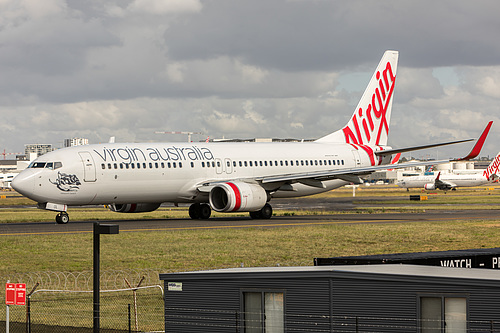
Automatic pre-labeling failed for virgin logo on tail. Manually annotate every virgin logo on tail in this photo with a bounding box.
[343,61,396,147]
[483,152,500,181]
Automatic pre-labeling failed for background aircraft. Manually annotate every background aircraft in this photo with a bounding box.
[397,152,500,191]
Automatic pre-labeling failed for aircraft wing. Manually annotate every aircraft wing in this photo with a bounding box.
[434,178,456,191]
[258,121,492,187]
[197,121,492,191]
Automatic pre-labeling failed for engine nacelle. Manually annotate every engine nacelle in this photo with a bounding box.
[424,183,436,190]
[209,181,267,212]
[107,203,161,213]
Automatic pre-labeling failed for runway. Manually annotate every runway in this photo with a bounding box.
[1,208,499,236]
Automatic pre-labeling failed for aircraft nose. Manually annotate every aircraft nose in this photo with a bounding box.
[11,171,35,198]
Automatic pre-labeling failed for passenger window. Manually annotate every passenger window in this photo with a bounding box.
[179,162,182,168]
[161,162,165,168]
[249,161,253,167]
[155,162,158,168]
[114,163,118,169]
[191,162,194,168]
[131,163,135,169]
[137,163,141,169]
[108,163,112,169]
[101,164,105,170]
[173,162,177,168]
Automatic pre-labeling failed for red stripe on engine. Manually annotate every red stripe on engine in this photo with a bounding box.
[129,204,137,213]
[226,182,241,211]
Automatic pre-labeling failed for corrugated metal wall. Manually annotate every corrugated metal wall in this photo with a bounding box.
[163,270,500,332]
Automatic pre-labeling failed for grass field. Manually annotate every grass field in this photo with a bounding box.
[1,185,499,277]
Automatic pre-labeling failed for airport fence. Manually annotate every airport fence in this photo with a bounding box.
[3,286,164,333]
[1,270,165,333]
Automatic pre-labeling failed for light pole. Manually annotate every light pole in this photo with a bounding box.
[93,222,119,333]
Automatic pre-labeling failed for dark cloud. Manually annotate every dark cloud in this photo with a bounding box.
[0,0,499,158]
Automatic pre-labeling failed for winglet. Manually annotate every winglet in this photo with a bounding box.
[454,121,493,161]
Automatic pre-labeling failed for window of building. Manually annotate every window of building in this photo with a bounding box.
[243,291,284,333]
[420,296,467,333]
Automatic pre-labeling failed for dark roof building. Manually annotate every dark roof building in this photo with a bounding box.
[160,264,500,332]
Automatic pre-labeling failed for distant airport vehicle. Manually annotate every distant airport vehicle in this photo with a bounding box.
[11,51,492,223]
[397,152,500,191]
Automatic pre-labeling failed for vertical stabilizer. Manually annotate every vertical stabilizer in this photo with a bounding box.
[316,50,399,146]
[483,152,500,181]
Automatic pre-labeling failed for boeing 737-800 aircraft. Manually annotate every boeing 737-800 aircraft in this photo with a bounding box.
[12,51,493,223]
[397,152,500,191]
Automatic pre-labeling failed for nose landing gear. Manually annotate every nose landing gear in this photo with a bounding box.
[56,212,70,224]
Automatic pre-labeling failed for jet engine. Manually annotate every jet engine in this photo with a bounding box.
[209,181,267,212]
[424,183,436,190]
[107,203,161,213]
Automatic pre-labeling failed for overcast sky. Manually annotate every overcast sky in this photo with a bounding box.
[1,0,499,159]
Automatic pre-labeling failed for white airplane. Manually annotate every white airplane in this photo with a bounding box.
[397,152,500,191]
[12,51,493,224]
[0,172,18,189]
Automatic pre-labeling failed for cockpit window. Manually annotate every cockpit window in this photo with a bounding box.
[31,162,46,168]
[29,161,62,169]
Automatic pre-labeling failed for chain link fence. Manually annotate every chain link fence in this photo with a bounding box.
[1,270,164,333]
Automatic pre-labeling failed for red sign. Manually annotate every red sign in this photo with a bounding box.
[5,283,26,305]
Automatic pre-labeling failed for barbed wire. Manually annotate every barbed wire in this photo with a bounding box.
[1,260,313,292]
[1,269,162,291]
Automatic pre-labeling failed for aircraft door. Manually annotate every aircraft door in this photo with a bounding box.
[224,158,233,174]
[215,158,223,174]
[79,152,96,182]
[351,150,361,167]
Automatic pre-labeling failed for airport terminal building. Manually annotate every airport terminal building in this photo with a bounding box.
[161,264,500,332]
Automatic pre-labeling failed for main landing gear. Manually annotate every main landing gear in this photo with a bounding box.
[189,203,212,219]
[55,211,70,224]
[188,203,273,220]
[249,203,273,219]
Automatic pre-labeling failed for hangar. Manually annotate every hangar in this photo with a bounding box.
[160,264,500,332]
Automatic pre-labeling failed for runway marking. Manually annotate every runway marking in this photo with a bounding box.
[0,218,447,236]
[2,211,497,236]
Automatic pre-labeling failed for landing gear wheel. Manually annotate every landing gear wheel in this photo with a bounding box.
[249,203,273,219]
[56,212,70,224]
[260,203,273,219]
[189,203,201,219]
[249,211,262,219]
[199,204,212,219]
[189,203,212,219]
